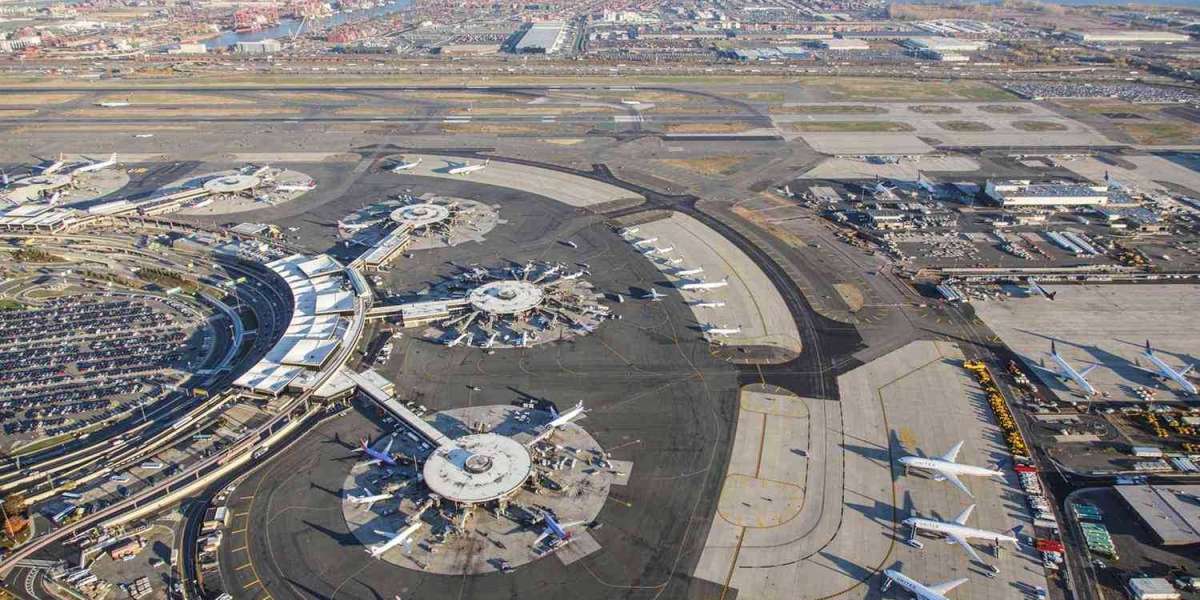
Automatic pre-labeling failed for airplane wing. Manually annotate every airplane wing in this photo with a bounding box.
[384,436,394,454]
[928,578,969,596]
[938,470,973,497]
[939,441,964,463]
[1181,364,1195,376]
[948,533,983,564]
[952,504,975,526]
[1079,365,1099,377]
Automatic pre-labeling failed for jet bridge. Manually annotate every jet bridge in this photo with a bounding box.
[345,370,451,449]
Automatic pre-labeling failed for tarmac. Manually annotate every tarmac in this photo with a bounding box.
[696,341,1048,600]
[974,283,1200,403]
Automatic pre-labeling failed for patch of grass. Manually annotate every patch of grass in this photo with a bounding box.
[659,156,751,176]
[771,104,887,114]
[1116,122,1200,145]
[937,120,994,132]
[787,121,915,133]
[0,299,24,311]
[97,92,253,105]
[662,122,758,134]
[0,93,79,106]
[979,104,1031,114]
[804,77,1016,102]
[1012,120,1069,132]
[11,248,65,263]
[910,104,960,114]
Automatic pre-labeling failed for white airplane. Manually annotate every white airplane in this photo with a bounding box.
[1,171,8,187]
[679,277,729,292]
[902,504,1021,563]
[898,442,1002,498]
[1025,278,1056,301]
[95,101,129,107]
[1140,340,1197,395]
[702,324,741,337]
[546,401,586,430]
[447,159,489,175]
[72,153,117,175]
[665,257,684,265]
[347,488,393,510]
[619,227,639,237]
[134,133,154,138]
[641,288,665,301]
[674,267,704,277]
[693,301,725,309]
[275,181,316,192]
[632,237,657,247]
[483,332,498,348]
[38,153,66,175]
[447,332,470,347]
[390,157,422,172]
[882,569,968,600]
[1032,341,1098,397]
[561,240,578,249]
[367,521,423,559]
[652,246,674,255]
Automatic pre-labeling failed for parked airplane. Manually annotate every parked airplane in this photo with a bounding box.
[447,159,489,175]
[1140,340,1197,395]
[275,181,317,192]
[898,441,1002,497]
[1,171,8,187]
[358,436,397,467]
[390,157,422,172]
[367,521,423,559]
[674,267,704,277]
[546,401,586,430]
[641,288,665,302]
[447,332,470,347]
[347,488,393,510]
[72,153,117,175]
[619,227,639,237]
[902,504,1021,562]
[679,277,729,292]
[882,569,968,600]
[693,301,726,309]
[534,513,587,548]
[702,324,742,337]
[1032,341,1098,396]
[1025,278,1056,301]
[632,237,657,247]
[38,154,66,175]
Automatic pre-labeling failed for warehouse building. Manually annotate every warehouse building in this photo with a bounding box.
[902,36,987,53]
[235,39,282,54]
[814,38,870,50]
[1114,484,1200,546]
[984,180,1109,207]
[514,21,567,54]
[1068,30,1190,44]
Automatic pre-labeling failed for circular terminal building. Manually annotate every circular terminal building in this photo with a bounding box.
[423,433,533,505]
[390,203,452,231]
[467,280,545,316]
[202,174,261,195]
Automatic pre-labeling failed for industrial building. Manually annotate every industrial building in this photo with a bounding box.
[984,180,1109,207]
[902,36,987,53]
[1068,30,1191,44]
[235,39,282,54]
[1114,484,1200,546]
[814,38,870,50]
[1127,578,1182,600]
[513,21,567,54]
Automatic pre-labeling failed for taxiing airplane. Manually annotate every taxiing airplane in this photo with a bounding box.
[447,159,489,175]
[1140,340,1197,395]
[693,301,725,309]
[702,324,741,337]
[390,157,422,172]
[72,153,117,175]
[898,441,1002,498]
[1025,278,1056,301]
[1032,341,1098,397]
[674,267,704,277]
[641,288,665,302]
[358,436,397,467]
[275,181,317,192]
[347,487,393,510]
[367,521,423,559]
[679,277,729,292]
[882,569,968,600]
[902,504,1021,563]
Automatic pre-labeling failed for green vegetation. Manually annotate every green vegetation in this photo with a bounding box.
[910,104,960,114]
[11,248,65,263]
[937,120,994,132]
[787,121,915,133]
[806,77,1016,102]
[138,267,199,294]
[0,299,24,311]
[1012,120,1069,132]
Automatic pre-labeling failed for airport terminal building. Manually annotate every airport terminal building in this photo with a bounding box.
[985,180,1110,207]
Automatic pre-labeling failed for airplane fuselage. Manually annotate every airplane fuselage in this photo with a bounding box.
[898,456,1001,478]
[884,570,960,600]
[1145,351,1198,395]
[902,517,1017,546]
[1050,353,1098,396]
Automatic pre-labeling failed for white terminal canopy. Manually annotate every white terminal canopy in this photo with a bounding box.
[422,433,533,504]
[390,203,452,229]
[203,174,261,194]
[468,280,545,315]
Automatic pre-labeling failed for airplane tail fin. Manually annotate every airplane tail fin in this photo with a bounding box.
[1010,524,1024,537]
[953,504,975,526]
[1146,339,1153,354]
[1051,341,1058,356]
[1046,291,1057,301]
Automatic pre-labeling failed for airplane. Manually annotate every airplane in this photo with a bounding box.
[898,441,1003,498]
[72,153,117,175]
[447,332,470,347]
[1032,341,1098,397]
[882,569,968,600]
[37,153,66,175]
[674,267,704,277]
[641,288,665,302]
[693,301,725,309]
[1,171,8,187]
[133,133,154,138]
[483,332,499,348]
[561,240,578,249]
[367,521,423,559]
[632,237,657,247]
[533,512,588,548]
[390,157,422,172]
[1140,340,1197,395]
[545,401,586,430]
[1025,278,1056,301]
[47,190,63,205]
[653,246,674,254]
[447,159,489,175]
[619,227,639,237]
[679,277,729,292]
[275,181,317,192]
[347,488,393,510]
[902,504,1021,562]
[665,257,684,265]
[702,324,741,337]
[358,436,397,467]
[95,101,130,107]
